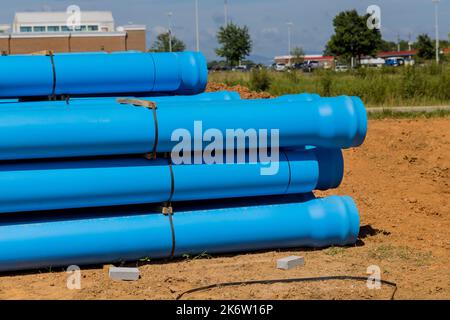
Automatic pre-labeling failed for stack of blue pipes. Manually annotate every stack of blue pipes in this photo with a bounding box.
[0,51,367,272]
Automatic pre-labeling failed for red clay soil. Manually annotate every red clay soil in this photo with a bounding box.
[206,82,273,99]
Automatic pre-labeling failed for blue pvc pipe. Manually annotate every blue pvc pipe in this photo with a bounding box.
[0,96,366,160]
[0,195,360,272]
[276,93,321,102]
[0,99,19,104]
[0,55,53,98]
[68,91,241,104]
[0,51,207,98]
[0,91,240,108]
[0,148,342,213]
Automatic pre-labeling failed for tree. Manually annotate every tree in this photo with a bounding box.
[415,34,434,60]
[324,10,382,64]
[290,47,305,64]
[380,39,412,52]
[216,22,252,66]
[379,40,397,52]
[150,32,186,52]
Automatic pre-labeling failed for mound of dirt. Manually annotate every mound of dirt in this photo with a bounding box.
[206,82,273,99]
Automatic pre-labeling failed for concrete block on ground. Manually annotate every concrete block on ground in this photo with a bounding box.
[109,266,140,281]
[277,256,305,270]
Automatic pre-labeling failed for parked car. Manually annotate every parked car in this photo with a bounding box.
[303,60,320,73]
[232,65,248,72]
[385,57,405,67]
[335,64,349,72]
[292,62,305,70]
[274,63,287,72]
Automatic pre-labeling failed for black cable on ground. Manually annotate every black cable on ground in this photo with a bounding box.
[175,275,397,300]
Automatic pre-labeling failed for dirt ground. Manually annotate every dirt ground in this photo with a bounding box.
[206,82,273,99]
[0,117,449,300]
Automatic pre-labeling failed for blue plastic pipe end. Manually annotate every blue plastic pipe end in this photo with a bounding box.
[314,148,344,190]
[177,52,208,95]
[339,196,361,244]
[349,96,368,147]
[309,196,360,246]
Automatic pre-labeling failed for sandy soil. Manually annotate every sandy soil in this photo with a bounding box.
[0,117,449,300]
[206,82,273,99]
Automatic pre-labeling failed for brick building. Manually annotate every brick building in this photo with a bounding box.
[0,11,146,54]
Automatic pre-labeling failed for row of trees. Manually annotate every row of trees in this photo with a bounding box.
[324,10,448,62]
[149,22,252,66]
[149,9,448,65]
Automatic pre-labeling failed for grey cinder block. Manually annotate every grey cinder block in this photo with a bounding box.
[109,266,140,281]
[277,256,305,270]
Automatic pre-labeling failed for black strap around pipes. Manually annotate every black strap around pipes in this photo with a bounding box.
[166,157,176,258]
[49,52,57,99]
[116,98,159,160]
[149,106,159,159]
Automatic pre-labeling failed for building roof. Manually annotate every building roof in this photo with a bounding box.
[378,50,417,58]
[14,11,114,24]
[117,25,147,31]
[0,31,126,39]
[274,55,334,62]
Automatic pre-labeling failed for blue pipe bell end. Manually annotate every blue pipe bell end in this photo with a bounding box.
[314,148,344,190]
[350,96,368,148]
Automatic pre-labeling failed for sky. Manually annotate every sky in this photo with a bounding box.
[0,0,449,62]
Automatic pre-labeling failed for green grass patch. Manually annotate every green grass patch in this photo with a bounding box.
[324,246,347,256]
[182,251,213,261]
[208,64,450,108]
[368,245,433,266]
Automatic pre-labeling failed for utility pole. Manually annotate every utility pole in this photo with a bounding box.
[397,33,401,52]
[408,33,412,51]
[432,0,440,63]
[195,0,200,51]
[167,12,173,52]
[224,0,229,26]
[287,22,293,64]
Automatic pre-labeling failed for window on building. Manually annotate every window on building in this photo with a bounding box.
[20,26,32,32]
[61,26,71,32]
[33,26,46,32]
[47,26,60,32]
[74,25,88,32]
[88,25,99,31]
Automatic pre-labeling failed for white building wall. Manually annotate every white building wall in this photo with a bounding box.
[12,12,115,33]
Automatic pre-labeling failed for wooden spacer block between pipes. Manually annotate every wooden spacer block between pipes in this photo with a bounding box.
[277,256,305,270]
[29,50,54,56]
[116,98,156,109]
[109,266,140,281]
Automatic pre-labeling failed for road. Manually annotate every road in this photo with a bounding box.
[366,106,450,113]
